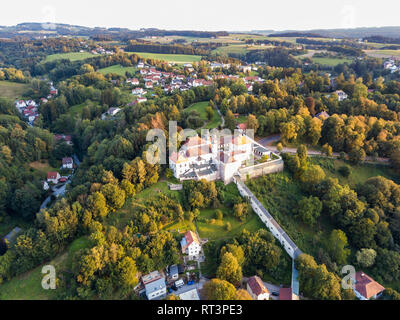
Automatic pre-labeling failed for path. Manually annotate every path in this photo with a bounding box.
[215,105,225,127]
[257,136,391,165]
[234,177,301,296]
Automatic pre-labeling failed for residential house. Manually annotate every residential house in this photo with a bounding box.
[142,271,167,300]
[247,276,269,300]
[127,78,139,85]
[315,111,330,119]
[237,123,247,134]
[353,272,385,300]
[132,88,146,96]
[334,90,348,101]
[62,157,74,169]
[47,172,61,184]
[180,231,202,259]
[145,81,153,89]
[137,97,148,103]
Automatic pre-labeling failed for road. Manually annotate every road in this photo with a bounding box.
[257,135,391,165]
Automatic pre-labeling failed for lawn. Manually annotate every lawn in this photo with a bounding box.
[185,101,222,129]
[97,64,137,76]
[29,160,60,177]
[128,52,202,64]
[311,57,353,66]
[0,236,92,300]
[365,49,400,58]
[310,157,399,188]
[67,103,86,116]
[44,52,96,63]
[0,80,29,99]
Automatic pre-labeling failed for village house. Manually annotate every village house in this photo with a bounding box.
[142,271,167,300]
[62,157,74,169]
[353,271,385,300]
[132,88,146,96]
[180,231,202,260]
[126,78,139,85]
[47,172,61,184]
[137,97,148,103]
[247,276,270,300]
[179,289,200,300]
[334,90,348,101]
[55,134,73,146]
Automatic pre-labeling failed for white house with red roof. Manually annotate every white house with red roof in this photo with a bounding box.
[247,276,269,300]
[353,272,385,300]
[180,231,202,259]
[47,172,61,184]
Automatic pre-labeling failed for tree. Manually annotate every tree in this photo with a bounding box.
[215,210,223,220]
[100,184,126,212]
[356,248,377,268]
[246,114,259,133]
[117,257,138,288]
[322,143,333,157]
[202,278,237,300]
[205,106,214,121]
[225,110,236,131]
[233,202,248,222]
[277,143,283,153]
[87,192,108,219]
[338,165,351,177]
[348,148,366,165]
[216,252,242,287]
[220,244,245,266]
[236,289,253,300]
[297,196,322,226]
[327,229,350,265]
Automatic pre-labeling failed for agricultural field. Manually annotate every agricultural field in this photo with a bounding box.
[185,101,222,129]
[365,49,400,59]
[310,56,353,66]
[0,237,92,300]
[97,64,137,76]
[44,52,96,63]
[0,80,29,99]
[128,52,202,64]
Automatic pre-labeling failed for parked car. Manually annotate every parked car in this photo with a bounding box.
[271,292,280,297]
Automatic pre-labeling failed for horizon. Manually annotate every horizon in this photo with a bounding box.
[1,0,400,32]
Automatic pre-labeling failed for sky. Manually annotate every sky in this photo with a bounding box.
[1,0,400,31]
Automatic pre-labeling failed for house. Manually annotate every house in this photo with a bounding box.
[180,231,202,259]
[239,65,252,73]
[127,78,139,85]
[168,265,179,280]
[247,276,269,300]
[62,157,74,169]
[353,272,385,300]
[335,90,348,101]
[142,271,167,300]
[280,288,299,300]
[132,88,146,96]
[47,172,61,184]
[55,134,73,146]
[137,97,147,104]
[145,81,153,89]
[108,107,121,117]
[315,111,330,119]
[179,289,200,300]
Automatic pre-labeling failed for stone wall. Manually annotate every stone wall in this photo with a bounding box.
[238,159,284,181]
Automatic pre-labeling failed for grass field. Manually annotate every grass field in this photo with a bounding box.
[185,101,222,129]
[44,52,96,63]
[0,80,29,99]
[0,237,91,300]
[29,160,60,177]
[97,64,137,76]
[365,49,400,59]
[128,52,202,64]
[311,57,353,66]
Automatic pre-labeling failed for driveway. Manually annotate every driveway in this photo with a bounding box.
[263,281,281,300]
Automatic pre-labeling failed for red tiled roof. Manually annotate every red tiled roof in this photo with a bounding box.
[280,288,293,300]
[183,231,200,248]
[47,172,59,180]
[355,272,385,299]
[248,276,269,296]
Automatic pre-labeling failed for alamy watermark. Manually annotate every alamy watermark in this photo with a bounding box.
[41,265,56,290]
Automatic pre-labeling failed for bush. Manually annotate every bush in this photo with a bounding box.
[338,165,351,177]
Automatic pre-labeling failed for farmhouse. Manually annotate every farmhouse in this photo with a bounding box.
[334,90,348,101]
[353,272,385,300]
[180,231,202,260]
[247,276,269,300]
[126,78,139,85]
